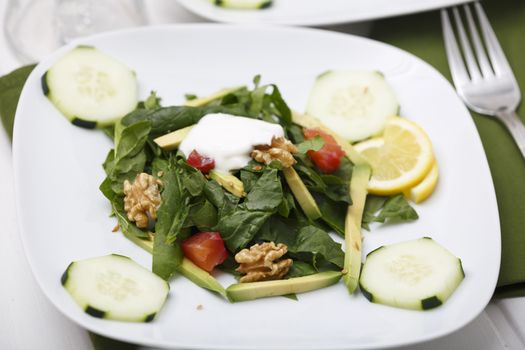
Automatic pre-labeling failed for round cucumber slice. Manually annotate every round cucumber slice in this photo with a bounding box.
[306,70,399,142]
[62,254,169,322]
[43,46,138,128]
[359,237,464,310]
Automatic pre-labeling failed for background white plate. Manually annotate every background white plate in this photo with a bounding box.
[176,0,472,26]
[13,24,499,349]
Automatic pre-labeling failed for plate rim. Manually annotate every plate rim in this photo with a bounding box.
[12,23,501,350]
[176,0,474,26]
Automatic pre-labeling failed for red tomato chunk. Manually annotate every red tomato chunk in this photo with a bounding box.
[187,150,215,174]
[303,128,345,173]
[182,232,228,272]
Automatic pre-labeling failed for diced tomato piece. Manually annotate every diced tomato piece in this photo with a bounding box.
[304,128,345,173]
[182,232,228,272]
[187,150,215,174]
[304,128,338,145]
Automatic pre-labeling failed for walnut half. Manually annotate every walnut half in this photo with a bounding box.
[123,173,162,228]
[235,242,293,283]
[251,136,297,168]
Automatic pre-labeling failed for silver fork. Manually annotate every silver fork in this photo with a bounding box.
[441,2,524,157]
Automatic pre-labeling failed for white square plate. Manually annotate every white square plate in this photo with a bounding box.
[13,24,500,349]
[177,0,472,26]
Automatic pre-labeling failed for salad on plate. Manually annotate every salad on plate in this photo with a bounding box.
[43,46,464,323]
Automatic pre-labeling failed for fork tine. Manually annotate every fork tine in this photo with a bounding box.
[452,7,482,81]
[441,9,470,86]
[474,2,513,76]
[463,4,494,78]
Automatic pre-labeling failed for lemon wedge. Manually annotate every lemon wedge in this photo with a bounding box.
[404,161,439,203]
[354,117,434,195]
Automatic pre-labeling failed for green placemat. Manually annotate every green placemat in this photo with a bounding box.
[2,2,523,348]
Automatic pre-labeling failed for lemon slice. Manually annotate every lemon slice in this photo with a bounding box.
[404,161,439,203]
[354,117,434,195]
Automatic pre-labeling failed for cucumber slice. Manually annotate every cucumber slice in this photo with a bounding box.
[62,254,169,322]
[43,46,138,128]
[306,70,399,142]
[359,237,464,310]
[213,0,272,10]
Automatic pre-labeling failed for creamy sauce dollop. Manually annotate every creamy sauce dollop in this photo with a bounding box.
[179,113,284,173]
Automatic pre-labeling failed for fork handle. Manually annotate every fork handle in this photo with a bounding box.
[497,111,525,159]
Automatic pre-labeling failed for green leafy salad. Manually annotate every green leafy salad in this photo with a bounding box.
[100,77,418,278]
[46,47,464,323]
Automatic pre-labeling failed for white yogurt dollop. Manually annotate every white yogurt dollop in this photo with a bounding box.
[179,113,284,173]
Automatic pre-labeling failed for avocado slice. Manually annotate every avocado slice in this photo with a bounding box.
[209,170,246,197]
[185,86,245,107]
[226,271,342,302]
[343,164,371,294]
[283,167,321,220]
[177,258,227,297]
[154,125,193,151]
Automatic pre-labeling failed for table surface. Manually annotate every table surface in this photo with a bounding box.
[2,1,525,349]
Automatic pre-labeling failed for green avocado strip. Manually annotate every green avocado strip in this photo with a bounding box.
[283,167,322,220]
[226,271,342,302]
[343,164,371,294]
[177,258,227,297]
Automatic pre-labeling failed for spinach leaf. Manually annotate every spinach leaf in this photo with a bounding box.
[249,84,267,117]
[204,180,239,217]
[156,167,191,244]
[314,194,346,236]
[291,225,344,269]
[101,120,151,197]
[144,91,162,110]
[277,191,295,218]
[295,136,324,154]
[152,227,189,281]
[121,105,247,138]
[178,161,207,196]
[187,199,218,231]
[216,210,272,252]
[373,195,419,223]
[244,169,283,211]
[295,156,352,204]
[269,84,291,126]
[151,157,169,176]
[257,217,344,269]
[152,164,194,280]
[286,124,305,144]
[240,169,260,193]
[257,216,297,247]
[283,294,299,301]
[362,194,419,229]
[286,261,317,278]
[362,196,387,230]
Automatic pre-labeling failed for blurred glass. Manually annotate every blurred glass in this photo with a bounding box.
[4,0,147,63]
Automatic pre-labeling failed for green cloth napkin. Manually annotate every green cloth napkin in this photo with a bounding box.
[1,2,524,348]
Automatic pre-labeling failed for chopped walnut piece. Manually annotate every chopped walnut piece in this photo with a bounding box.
[235,242,293,283]
[251,136,298,168]
[123,173,162,228]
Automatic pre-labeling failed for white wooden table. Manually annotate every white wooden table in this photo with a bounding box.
[1,1,525,349]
